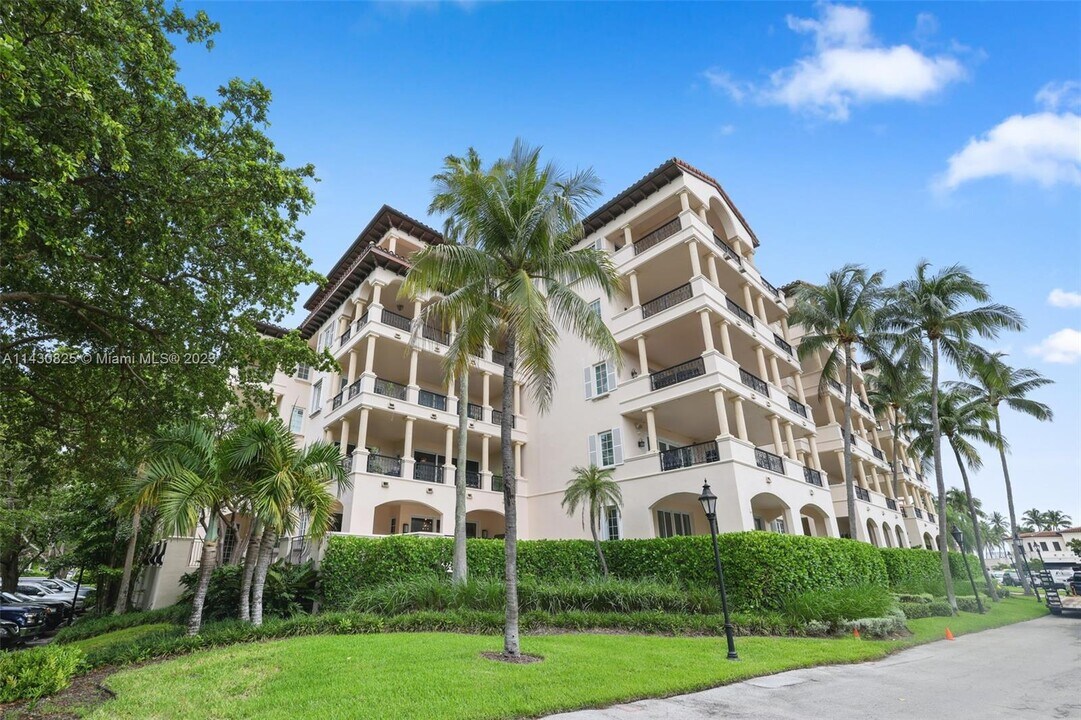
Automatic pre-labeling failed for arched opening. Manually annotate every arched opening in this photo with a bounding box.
[649,493,709,537]
[465,510,505,540]
[935,534,943,550]
[373,501,444,536]
[923,532,934,550]
[798,503,832,537]
[882,522,894,547]
[750,492,792,534]
[895,525,906,549]
[866,519,880,547]
[706,197,739,246]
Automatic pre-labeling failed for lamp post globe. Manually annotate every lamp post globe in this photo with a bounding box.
[699,481,738,661]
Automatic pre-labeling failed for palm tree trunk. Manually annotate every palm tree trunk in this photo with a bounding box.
[113,506,141,615]
[250,526,276,627]
[591,508,609,577]
[187,511,220,636]
[930,337,958,610]
[501,330,520,658]
[949,440,998,601]
[994,408,1031,594]
[890,409,901,500]
[238,518,263,621]
[452,371,469,584]
[842,348,858,540]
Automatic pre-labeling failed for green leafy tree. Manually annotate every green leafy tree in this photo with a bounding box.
[883,262,1023,610]
[1068,538,1081,559]
[790,265,886,539]
[561,466,623,577]
[402,141,620,658]
[963,352,1052,594]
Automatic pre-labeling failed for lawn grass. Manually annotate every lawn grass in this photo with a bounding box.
[83,597,1048,720]
[66,623,179,655]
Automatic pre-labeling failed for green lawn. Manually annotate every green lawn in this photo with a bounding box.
[66,623,178,655]
[83,597,1047,720]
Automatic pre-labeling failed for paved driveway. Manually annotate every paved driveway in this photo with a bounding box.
[546,615,1081,720]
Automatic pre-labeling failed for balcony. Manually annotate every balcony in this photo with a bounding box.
[491,350,506,365]
[467,403,483,421]
[641,283,693,319]
[650,357,706,391]
[885,497,898,511]
[491,409,517,428]
[754,448,785,474]
[339,326,352,347]
[855,486,871,502]
[419,389,448,412]
[347,379,362,400]
[788,396,808,418]
[773,333,793,357]
[633,217,682,256]
[871,446,885,461]
[725,297,754,325]
[466,470,481,489]
[659,440,719,471]
[858,398,871,413]
[381,310,412,332]
[331,391,344,411]
[374,377,408,401]
[804,467,823,486]
[827,377,843,393]
[422,323,449,345]
[712,233,742,266]
[413,463,445,484]
[761,277,780,299]
[367,454,402,477]
[914,507,924,519]
[739,367,769,396]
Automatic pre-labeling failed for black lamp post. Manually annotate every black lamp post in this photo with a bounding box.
[951,526,984,613]
[699,481,738,660]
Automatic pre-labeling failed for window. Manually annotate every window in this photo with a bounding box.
[770,519,787,534]
[593,237,606,252]
[584,361,616,399]
[1040,542,1049,551]
[296,364,310,380]
[318,327,334,352]
[311,380,323,412]
[588,428,623,468]
[1053,541,1062,551]
[603,505,621,540]
[289,407,305,433]
[657,510,693,538]
[588,299,601,318]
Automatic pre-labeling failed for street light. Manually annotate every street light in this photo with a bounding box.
[1014,532,1041,602]
[699,481,738,660]
[950,525,984,613]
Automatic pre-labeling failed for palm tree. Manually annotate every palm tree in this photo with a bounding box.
[562,465,622,577]
[865,354,927,500]
[403,141,620,657]
[883,262,1023,610]
[964,352,1052,595]
[131,421,237,635]
[1022,508,1045,532]
[1042,510,1072,530]
[988,511,1010,557]
[225,419,350,625]
[790,265,886,540]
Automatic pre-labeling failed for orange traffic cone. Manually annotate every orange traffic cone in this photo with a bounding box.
[853,627,861,639]
[945,627,955,641]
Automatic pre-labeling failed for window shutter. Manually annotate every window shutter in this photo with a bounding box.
[611,427,623,465]
[594,237,604,252]
[588,434,598,467]
[583,366,594,399]
[606,362,617,393]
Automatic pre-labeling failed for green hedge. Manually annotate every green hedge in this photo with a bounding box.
[0,646,84,703]
[321,533,890,612]
[879,547,984,593]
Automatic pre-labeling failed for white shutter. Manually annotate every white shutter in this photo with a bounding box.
[611,427,623,465]
[583,366,594,399]
[588,434,598,467]
[606,362,617,393]
[594,237,604,252]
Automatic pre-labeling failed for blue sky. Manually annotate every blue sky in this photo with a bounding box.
[175,1,1080,525]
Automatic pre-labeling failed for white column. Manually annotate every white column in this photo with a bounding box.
[768,355,783,388]
[444,426,455,473]
[628,271,641,307]
[756,294,768,323]
[687,239,702,278]
[644,408,658,453]
[741,282,754,315]
[755,345,769,380]
[635,335,649,374]
[770,415,785,457]
[712,389,730,437]
[706,254,719,286]
[482,372,491,412]
[403,417,415,461]
[808,435,822,471]
[795,373,808,404]
[481,435,490,474]
[783,421,798,462]
[780,316,792,343]
[340,419,351,453]
[718,320,733,359]
[699,310,714,353]
[364,335,377,375]
[514,442,523,478]
[732,396,748,441]
[679,189,690,212]
[371,282,383,307]
[346,351,358,386]
[514,383,521,415]
[622,225,633,247]
[825,396,837,424]
[408,349,419,387]
[356,407,370,452]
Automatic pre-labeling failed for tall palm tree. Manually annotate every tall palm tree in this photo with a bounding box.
[883,261,1023,610]
[562,465,622,577]
[403,141,620,658]
[988,511,1010,557]
[790,265,886,540]
[964,352,1052,595]
[1042,510,1072,530]
[225,419,350,625]
[865,354,927,500]
[131,421,237,635]
[1022,508,1045,532]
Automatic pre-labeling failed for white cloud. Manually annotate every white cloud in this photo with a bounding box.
[1036,80,1081,111]
[936,110,1081,190]
[1027,328,1081,364]
[1049,289,1081,308]
[703,4,966,121]
[718,124,736,136]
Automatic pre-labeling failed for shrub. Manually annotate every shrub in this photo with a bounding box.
[782,585,893,627]
[926,600,954,617]
[0,646,85,703]
[955,596,982,613]
[899,602,933,619]
[179,560,318,621]
[845,614,907,639]
[880,547,982,594]
[892,593,933,604]
[54,605,187,644]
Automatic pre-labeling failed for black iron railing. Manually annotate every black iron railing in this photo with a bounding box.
[886,497,898,511]
[348,379,362,399]
[641,283,693,318]
[374,377,408,400]
[367,454,401,477]
[331,391,344,410]
[855,486,870,502]
[804,467,823,486]
[381,310,412,332]
[355,310,369,331]
[788,397,808,418]
[914,507,924,519]
[466,471,480,489]
[740,367,769,396]
[491,409,517,428]
[871,446,884,461]
[491,350,506,365]
[467,403,483,421]
[633,217,682,255]
[491,474,504,492]
[761,277,780,298]
[341,454,353,473]
[423,324,449,345]
[903,465,911,476]
[659,441,719,471]
[419,389,448,412]
[713,233,742,266]
[773,333,793,356]
[650,357,706,391]
[755,448,785,474]
[827,377,843,393]
[858,398,871,413]
[339,326,352,347]
[725,297,754,325]
[413,463,444,484]
[843,431,858,447]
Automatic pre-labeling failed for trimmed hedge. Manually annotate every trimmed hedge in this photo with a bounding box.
[0,646,84,703]
[54,605,188,645]
[879,547,982,593]
[321,533,889,612]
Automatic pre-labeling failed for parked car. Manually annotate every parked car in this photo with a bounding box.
[1,591,71,631]
[0,619,22,649]
[49,578,95,598]
[15,582,85,613]
[0,603,45,642]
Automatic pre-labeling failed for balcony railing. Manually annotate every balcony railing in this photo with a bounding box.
[422,324,449,345]
[844,431,859,447]
[885,497,898,511]
[491,474,504,492]
[914,507,924,519]
[340,454,353,473]
[650,357,706,391]
[804,467,823,486]
[827,377,843,393]
[413,463,444,484]
[858,398,871,413]
[374,377,408,400]
[339,326,352,347]
[788,396,808,418]
[419,389,448,412]
[347,379,362,399]
[725,297,754,325]
[739,367,769,396]
[491,350,506,365]
[855,486,871,502]
[903,465,912,476]
[382,310,412,332]
[633,217,682,255]
[712,233,742,266]
[367,454,402,477]
[927,511,935,524]
[641,283,692,319]
[771,335,792,358]
[761,277,780,298]
[355,310,369,331]
[466,470,481,489]
[491,409,517,428]
[755,448,785,474]
[331,391,344,411]
[900,506,908,518]
[659,440,719,471]
[466,403,483,421]
[871,446,885,461]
